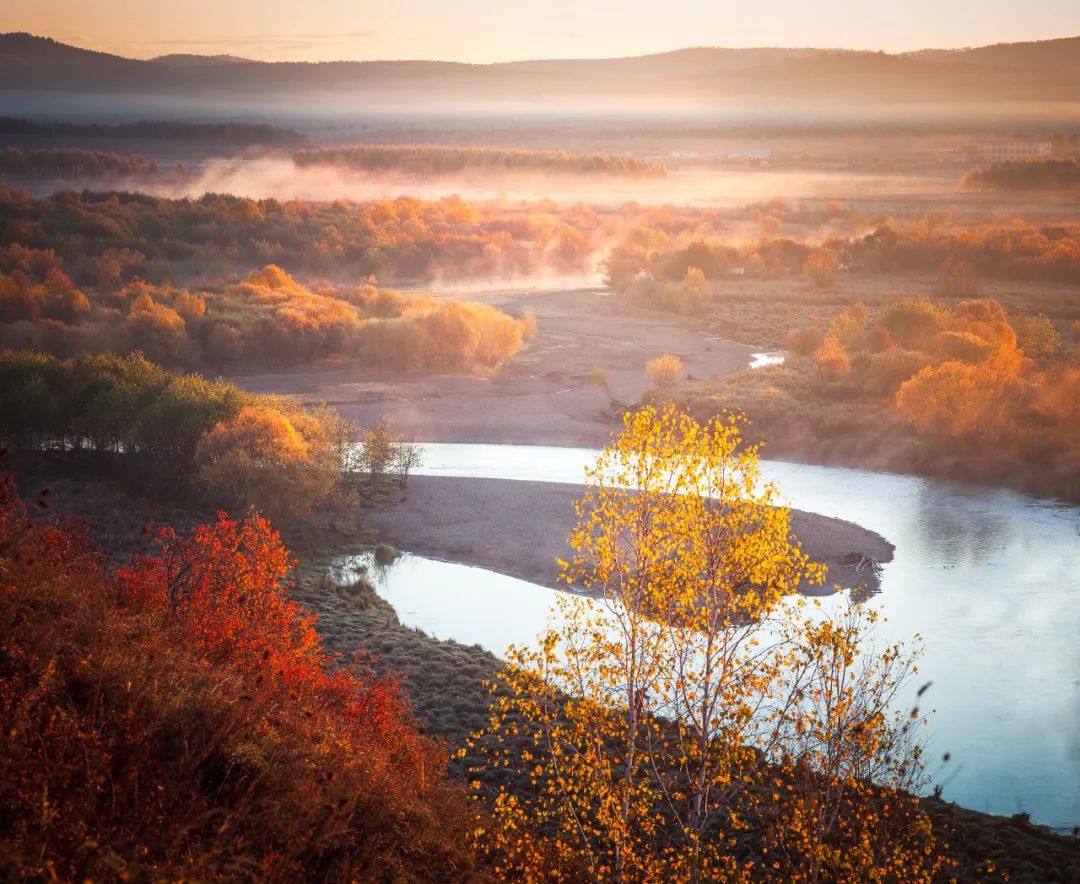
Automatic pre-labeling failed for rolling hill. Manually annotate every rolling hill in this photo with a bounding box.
[1,32,1078,123]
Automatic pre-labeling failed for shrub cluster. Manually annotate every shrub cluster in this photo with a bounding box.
[0,474,481,880]
[0,256,529,372]
[673,296,1080,502]
[0,350,349,518]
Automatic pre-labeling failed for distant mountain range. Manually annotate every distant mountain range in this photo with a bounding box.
[2,32,1079,115]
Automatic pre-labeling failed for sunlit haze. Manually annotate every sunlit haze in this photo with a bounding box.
[9,0,1080,61]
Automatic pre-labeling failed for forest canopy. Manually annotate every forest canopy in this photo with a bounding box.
[0,146,162,180]
[0,185,606,284]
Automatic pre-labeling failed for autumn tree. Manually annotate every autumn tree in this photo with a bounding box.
[828,303,869,346]
[814,335,851,377]
[358,416,397,483]
[950,299,1016,353]
[881,298,948,349]
[468,406,942,882]
[660,267,710,315]
[393,437,425,489]
[1009,311,1062,361]
[196,403,346,519]
[586,366,619,408]
[895,355,1024,441]
[803,247,840,288]
[895,298,1031,441]
[646,353,684,389]
[127,292,186,364]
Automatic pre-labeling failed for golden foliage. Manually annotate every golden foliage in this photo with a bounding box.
[646,353,684,388]
[814,335,851,378]
[468,406,943,882]
[895,356,1025,440]
[803,248,841,289]
[196,403,348,520]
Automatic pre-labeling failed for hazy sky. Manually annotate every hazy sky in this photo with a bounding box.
[8,0,1080,63]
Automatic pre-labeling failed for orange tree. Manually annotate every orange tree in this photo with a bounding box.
[466,405,945,882]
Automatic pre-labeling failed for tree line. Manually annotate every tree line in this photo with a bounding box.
[295,144,666,178]
[0,349,352,519]
[0,254,532,373]
[0,116,307,145]
[963,159,1080,192]
[602,219,1080,313]
[0,185,604,284]
[0,146,162,180]
[4,179,1078,294]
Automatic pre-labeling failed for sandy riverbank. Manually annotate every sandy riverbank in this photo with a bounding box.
[231,286,897,594]
[367,475,894,596]
[231,286,756,448]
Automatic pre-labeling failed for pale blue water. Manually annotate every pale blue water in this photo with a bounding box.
[749,350,786,368]
[340,443,1080,830]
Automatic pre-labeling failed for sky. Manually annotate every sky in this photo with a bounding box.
[7,0,1080,63]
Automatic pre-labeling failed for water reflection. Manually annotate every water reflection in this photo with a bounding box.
[342,443,1080,831]
[749,350,786,369]
[333,551,558,651]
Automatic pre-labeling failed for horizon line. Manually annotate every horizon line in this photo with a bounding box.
[5,30,1080,68]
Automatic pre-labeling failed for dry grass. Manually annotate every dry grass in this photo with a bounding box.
[15,464,1080,879]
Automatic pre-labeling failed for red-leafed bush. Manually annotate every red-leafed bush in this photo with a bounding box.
[0,473,484,881]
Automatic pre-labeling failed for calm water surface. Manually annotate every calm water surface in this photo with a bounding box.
[338,443,1080,830]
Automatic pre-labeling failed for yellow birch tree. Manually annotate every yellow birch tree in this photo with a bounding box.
[468,405,945,882]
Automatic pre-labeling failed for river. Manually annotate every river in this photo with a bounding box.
[337,442,1080,831]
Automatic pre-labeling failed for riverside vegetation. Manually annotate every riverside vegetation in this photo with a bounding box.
[0,257,532,373]
[664,295,1080,503]
[3,403,1079,880]
[600,223,1080,502]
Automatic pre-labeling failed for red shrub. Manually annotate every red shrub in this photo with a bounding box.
[0,474,484,880]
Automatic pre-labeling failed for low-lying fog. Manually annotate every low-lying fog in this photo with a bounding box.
[19,157,962,209]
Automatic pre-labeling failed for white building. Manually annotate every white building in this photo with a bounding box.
[977,140,1053,164]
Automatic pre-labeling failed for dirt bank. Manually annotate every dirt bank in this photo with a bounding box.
[231,286,896,594]
[367,475,894,596]
[232,286,755,448]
